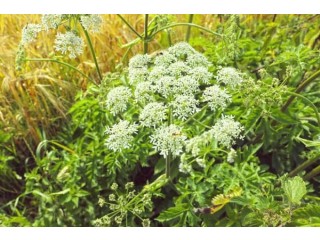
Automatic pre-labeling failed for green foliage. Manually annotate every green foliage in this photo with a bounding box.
[282,176,307,205]
[1,14,320,227]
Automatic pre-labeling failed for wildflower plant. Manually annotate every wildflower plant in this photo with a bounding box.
[104,42,246,179]
[17,14,104,83]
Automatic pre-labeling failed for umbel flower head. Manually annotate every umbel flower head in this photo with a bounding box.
[210,115,244,148]
[216,67,243,89]
[150,124,187,158]
[54,31,84,59]
[170,95,199,121]
[80,14,103,33]
[21,24,42,45]
[41,14,62,31]
[203,85,231,111]
[139,102,167,128]
[105,120,138,152]
[106,86,132,115]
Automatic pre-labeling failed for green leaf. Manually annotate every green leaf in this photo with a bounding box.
[156,203,189,222]
[292,204,320,226]
[282,176,307,205]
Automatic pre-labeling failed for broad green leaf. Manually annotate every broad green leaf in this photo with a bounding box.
[282,176,307,205]
[156,203,189,222]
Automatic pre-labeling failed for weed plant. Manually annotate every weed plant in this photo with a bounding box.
[0,14,320,226]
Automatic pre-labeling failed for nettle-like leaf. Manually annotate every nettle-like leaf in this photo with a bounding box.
[282,176,307,205]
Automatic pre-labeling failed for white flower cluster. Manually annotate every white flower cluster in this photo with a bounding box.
[210,115,244,148]
[179,155,192,174]
[80,15,103,33]
[41,14,62,31]
[227,148,237,163]
[134,82,154,104]
[185,131,212,157]
[128,54,150,85]
[171,95,199,120]
[54,31,84,59]
[150,124,187,158]
[203,85,231,111]
[139,102,167,127]
[21,24,42,45]
[128,42,212,96]
[216,67,243,89]
[106,86,132,115]
[105,120,138,152]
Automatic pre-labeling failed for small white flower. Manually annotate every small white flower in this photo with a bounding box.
[80,14,103,33]
[210,115,244,148]
[171,95,199,120]
[105,120,138,152]
[150,124,187,158]
[168,61,191,77]
[179,154,192,174]
[203,85,231,111]
[139,102,167,128]
[227,148,237,163]
[106,86,132,115]
[128,67,149,85]
[21,24,42,45]
[179,160,192,174]
[148,66,169,83]
[168,42,196,58]
[129,54,150,69]
[41,14,62,31]
[189,66,213,84]
[134,81,155,104]
[196,158,206,168]
[154,51,177,68]
[185,131,212,157]
[154,76,177,98]
[176,76,200,96]
[216,67,243,89]
[54,31,84,59]
[186,53,211,68]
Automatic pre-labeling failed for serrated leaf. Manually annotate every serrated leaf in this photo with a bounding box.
[156,203,189,222]
[282,176,307,205]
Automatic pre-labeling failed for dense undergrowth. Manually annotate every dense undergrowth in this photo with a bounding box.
[0,14,320,226]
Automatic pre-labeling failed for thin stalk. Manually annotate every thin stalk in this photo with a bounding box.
[183,105,208,126]
[282,69,320,112]
[304,165,320,181]
[144,14,149,54]
[82,27,103,83]
[117,14,143,39]
[185,14,194,42]
[166,105,173,180]
[25,58,95,84]
[149,23,223,39]
[289,154,320,177]
[284,91,320,127]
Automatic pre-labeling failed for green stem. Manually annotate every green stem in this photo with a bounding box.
[82,27,103,83]
[284,91,320,127]
[282,69,320,112]
[117,14,143,39]
[289,154,320,177]
[144,14,149,54]
[304,165,320,181]
[166,105,173,180]
[185,14,194,42]
[24,58,95,84]
[149,22,223,39]
[183,105,208,126]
